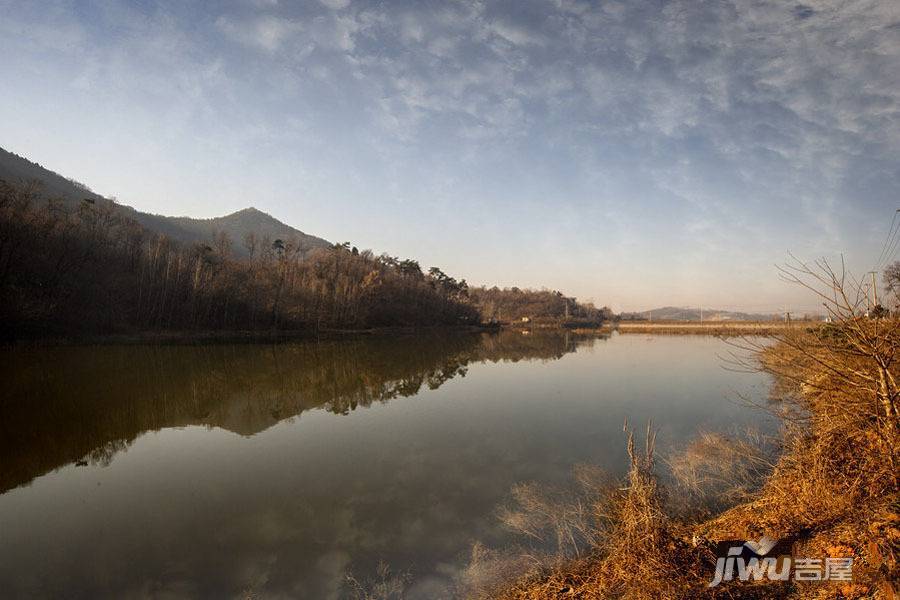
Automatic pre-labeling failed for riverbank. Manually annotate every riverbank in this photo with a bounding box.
[1,324,503,346]
[614,320,819,336]
[486,320,899,599]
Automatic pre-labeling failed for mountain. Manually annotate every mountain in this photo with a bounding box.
[127,206,332,256]
[624,306,779,321]
[0,147,331,255]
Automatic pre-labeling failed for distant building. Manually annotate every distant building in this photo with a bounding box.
[521,316,531,323]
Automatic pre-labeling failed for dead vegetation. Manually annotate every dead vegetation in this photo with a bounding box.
[615,321,808,336]
[497,465,614,561]
[483,256,900,599]
[484,423,732,600]
[345,561,411,600]
[666,429,778,519]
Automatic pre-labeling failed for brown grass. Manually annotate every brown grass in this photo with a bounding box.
[667,429,778,519]
[485,424,730,600]
[486,316,900,599]
[496,465,613,561]
[345,561,411,600]
[615,321,815,336]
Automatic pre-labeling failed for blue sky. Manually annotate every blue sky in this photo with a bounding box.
[2,0,899,312]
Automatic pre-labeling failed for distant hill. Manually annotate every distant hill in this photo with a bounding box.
[621,306,779,322]
[0,147,331,256]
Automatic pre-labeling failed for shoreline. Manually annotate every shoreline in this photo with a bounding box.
[2,321,823,346]
[613,320,820,336]
[490,321,897,599]
[0,324,503,347]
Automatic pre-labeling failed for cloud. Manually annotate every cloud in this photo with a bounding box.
[488,19,545,46]
[216,14,302,51]
[3,0,899,308]
[320,0,351,9]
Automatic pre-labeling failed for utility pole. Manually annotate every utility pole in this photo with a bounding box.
[869,271,879,307]
[699,305,703,323]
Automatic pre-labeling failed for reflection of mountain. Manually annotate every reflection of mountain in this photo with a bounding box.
[0,331,602,493]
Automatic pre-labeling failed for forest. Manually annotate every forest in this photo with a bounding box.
[0,180,605,339]
[0,180,480,338]
[468,285,610,325]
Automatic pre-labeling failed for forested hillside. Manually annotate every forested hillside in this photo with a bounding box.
[0,180,477,339]
[0,148,611,339]
[468,285,610,325]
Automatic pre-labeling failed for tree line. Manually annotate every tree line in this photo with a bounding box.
[0,181,613,339]
[467,285,611,325]
[0,181,479,338]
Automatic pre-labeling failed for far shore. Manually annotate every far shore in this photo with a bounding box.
[2,320,826,346]
[612,319,821,336]
[0,324,504,347]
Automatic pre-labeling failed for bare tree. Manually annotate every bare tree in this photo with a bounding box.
[727,253,900,489]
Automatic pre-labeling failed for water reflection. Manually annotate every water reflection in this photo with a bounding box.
[0,331,589,493]
[0,332,771,600]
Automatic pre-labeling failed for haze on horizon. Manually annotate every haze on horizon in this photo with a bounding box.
[2,0,899,313]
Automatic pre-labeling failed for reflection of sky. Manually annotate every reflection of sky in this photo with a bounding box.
[0,335,773,599]
[3,1,899,311]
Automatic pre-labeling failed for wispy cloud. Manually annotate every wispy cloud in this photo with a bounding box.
[1,0,898,310]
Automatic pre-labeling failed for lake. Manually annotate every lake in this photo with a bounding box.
[0,331,773,599]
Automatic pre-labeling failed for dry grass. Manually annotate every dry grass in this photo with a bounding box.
[345,561,411,600]
[667,429,778,519]
[478,255,900,598]
[699,321,900,598]
[615,321,813,336]
[488,315,899,598]
[484,424,732,600]
[458,543,547,600]
[497,465,614,561]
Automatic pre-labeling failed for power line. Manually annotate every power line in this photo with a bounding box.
[883,227,900,269]
[875,210,898,266]
[876,209,900,270]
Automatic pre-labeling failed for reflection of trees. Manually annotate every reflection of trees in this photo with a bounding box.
[477,329,596,362]
[0,331,605,493]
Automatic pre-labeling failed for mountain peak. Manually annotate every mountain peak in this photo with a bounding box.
[0,146,332,255]
[222,206,276,223]
[232,206,265,216]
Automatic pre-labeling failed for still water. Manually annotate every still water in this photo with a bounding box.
[0,332,772,599]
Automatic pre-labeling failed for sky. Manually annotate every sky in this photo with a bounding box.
[2,0,899,312]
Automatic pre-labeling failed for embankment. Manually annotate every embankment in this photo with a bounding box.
[486,321,898,599]
[615,320,818,336]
